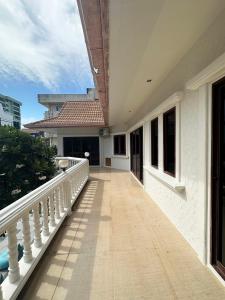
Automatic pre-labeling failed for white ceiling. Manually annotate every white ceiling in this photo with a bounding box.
[108,0,225,128]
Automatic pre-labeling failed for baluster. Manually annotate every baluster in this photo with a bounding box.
[70,180,73,204]
[80,169,82,180]
[71,178,75,198]
[74,176,77,193]
[0,286,2,300]
[42,199,49,236]
[64,181,72,215]
[49,194,56,227]
[79,170,82,188]
[73,178,76,196]
[81,169,83,184]
[7,224,20,283]
[69,179,73,201]
[77,171,80,190]
[22,213,33,263]
[59,185,65,213]
[63,183,67,210]
[54,189,60,219]
[76,176,79,195]
[63,182,69,210]
[73,177,77,196]
[33,205,42,248]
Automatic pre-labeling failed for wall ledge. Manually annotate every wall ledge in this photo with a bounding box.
[111,155,129,159]
[144,165,185,192]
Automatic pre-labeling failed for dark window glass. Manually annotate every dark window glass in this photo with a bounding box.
[151,118,158,168]
[163,107,176,176]
[63,137,99,165]
[114,134,126,155]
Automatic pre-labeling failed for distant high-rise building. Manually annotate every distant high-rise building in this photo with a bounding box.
[0,94,22,129]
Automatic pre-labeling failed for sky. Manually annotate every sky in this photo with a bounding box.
[0,0,94,126]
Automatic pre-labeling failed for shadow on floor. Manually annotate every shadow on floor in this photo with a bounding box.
[18,174,108,300]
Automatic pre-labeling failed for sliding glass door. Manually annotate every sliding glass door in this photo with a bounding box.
[130,127,143,183]
[211,77,225,279]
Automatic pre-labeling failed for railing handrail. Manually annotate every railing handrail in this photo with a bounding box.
[0,157,87,232]
[55,156,85,161]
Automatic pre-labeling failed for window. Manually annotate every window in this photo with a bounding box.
[151,118,158,168]
[163,107,176,176]
[56,104,62,112]
[114,134,126,155]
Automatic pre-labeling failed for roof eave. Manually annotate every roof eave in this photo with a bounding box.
[77,0,109,125]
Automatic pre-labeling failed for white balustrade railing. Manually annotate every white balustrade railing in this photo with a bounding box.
[0,157,89,300]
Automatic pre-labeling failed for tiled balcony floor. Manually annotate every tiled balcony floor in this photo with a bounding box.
[19,168,225,300]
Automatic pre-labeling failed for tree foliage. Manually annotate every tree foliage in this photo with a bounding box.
[0,126,57,209]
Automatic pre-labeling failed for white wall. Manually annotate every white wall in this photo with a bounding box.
[102,134,130,170]
[118,11,225,265]
[55,129,130,170]
[137,89,208,264]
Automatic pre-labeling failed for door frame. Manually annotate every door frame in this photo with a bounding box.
[210,77,225,280]
[205,77,225,285]
[130,126,143,183]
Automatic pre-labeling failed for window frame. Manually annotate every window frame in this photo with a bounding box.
[163,107,176,177]
[113,134,126,156]
[146,92,183,190]
[151,117,159,168]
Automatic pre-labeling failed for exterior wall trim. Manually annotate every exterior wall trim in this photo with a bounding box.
[186,51,225,90]
[144,91,185,192]
[110,132,129,158]
[143,165,185,192]
[144,92,183,122]
[128,91,184,191]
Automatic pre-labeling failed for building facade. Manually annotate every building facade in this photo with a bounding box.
[0,94,22,129]
[0,103,13,126]
[25,0,225,285]
[39,88,97,119]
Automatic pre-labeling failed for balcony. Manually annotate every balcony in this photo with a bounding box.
[0,157,89,300]
[7,168,225,299]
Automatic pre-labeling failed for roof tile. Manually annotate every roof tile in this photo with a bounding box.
[25,100,105,129]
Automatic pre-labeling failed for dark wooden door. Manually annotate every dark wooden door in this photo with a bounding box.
[130,127,143,183]
[211,77,225,279]
[63,137,99,166]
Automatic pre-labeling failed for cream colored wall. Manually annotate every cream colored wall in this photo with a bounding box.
[102,134,130,170]
[107,10,225,265]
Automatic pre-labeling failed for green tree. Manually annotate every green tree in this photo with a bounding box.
[0,126,57,209]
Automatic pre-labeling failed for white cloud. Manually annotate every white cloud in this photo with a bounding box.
[0,0,93,90]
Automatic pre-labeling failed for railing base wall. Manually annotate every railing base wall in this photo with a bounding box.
[1,174,88,300]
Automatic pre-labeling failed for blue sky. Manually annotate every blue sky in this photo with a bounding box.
[0,0,94,125]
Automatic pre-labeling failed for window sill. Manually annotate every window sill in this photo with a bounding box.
[111,155,129,159]
[143,165,185,192]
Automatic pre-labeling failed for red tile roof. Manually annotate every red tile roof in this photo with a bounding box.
[24,101,105,129]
